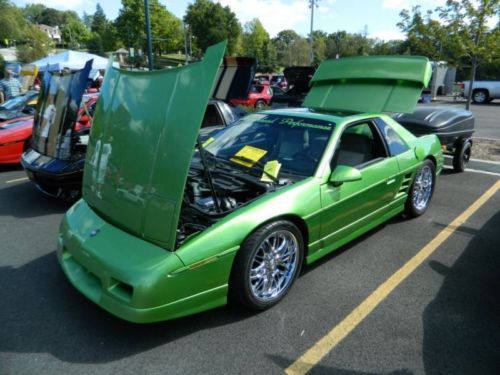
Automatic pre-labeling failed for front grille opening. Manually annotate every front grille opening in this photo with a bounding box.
[108,278,134,302]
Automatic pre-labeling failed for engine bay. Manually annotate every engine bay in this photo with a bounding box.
[176,166,270,245]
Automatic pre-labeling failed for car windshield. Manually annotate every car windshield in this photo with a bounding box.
[205,113,334,178]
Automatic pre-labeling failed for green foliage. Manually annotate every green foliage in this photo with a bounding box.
[91,3,107,34]
[85,3,118,54]
[184,0,241,55]
[242,19,276,71]
[0,1,28,43]
[16,25,51,62]
[116,0,182,55]
[62,19,91,49]
[272,30,310,66]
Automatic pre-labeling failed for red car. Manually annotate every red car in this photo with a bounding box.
[230,83,273,109]
[0,116,33,164]
[0,95,98,165]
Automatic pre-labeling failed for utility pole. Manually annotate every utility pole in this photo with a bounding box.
[144,0,153,70]
[183,22,189,65]
[309,0,319,65]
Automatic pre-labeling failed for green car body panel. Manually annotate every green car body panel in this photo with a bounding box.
[58,47,443,323]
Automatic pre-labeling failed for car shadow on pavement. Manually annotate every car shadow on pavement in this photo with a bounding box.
[267,354,414,374]
[0,251,255,363]
[0,182,71,218]
[422,211,500,374]
[0,164,24,173]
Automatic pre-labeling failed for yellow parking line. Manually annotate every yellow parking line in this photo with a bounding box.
[286,179,500,375]
[5,177,29,184]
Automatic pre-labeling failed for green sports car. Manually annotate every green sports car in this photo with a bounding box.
[57,42,443,323]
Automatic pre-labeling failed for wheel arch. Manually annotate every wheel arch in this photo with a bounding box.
[238,213,310,260]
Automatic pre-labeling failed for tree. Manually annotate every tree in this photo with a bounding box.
[242,18,273,70]
[22,3,46,24]
[16,24,51,62]
[91,3,107,34]
[62,19,91,49]
[116,0,182,56]
[184,0,241,55]
[86,3,118,54]
[0,0,26,44]
[273,30,301,66]
[398,6,448,61]
[311,30,327,65]
[437,0,499,109]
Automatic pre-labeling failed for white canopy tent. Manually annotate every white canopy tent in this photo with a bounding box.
[32,50,115,78]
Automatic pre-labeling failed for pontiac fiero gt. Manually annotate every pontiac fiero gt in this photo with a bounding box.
[57,42,442,322]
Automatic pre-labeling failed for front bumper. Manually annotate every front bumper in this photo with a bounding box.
[58,200,229,323]
[21,149,84,198]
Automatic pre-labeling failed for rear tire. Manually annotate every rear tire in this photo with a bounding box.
[452,141,471,173]
[255,100,266,109]
[229,220,303,310]
[472,89,488,104]
[405,159,436,218]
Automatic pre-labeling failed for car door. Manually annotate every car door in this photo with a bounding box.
[319,120,402,252]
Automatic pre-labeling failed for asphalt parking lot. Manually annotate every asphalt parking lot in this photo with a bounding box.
[1,164,499,374]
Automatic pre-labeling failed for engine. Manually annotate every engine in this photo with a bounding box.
[176,168,269,245]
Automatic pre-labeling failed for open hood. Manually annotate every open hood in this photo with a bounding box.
[283,66,316,94]
[83,41,227,251]
[31,60,92,159]
[303,56,432,114]
[212,56,256,101]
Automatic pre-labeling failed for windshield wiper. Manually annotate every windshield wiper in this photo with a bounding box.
[229,155,279,185]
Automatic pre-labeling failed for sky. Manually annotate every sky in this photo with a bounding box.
[11,0,451,40]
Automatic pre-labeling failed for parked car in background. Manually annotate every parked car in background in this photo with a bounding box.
[270,74,287,88]
[199,99,247,141]
[271,66,316,108]
[461,80,500,103]
[56,43,442,323]
[0,116,33,164]
[230,83,273,109]
[0,91,39,123]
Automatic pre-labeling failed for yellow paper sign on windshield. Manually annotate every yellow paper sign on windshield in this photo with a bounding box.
[230,145,267,167]
[202,137,215,148]
[261,160,281,182]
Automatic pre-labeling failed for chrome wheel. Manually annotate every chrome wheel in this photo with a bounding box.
[249,230,299,302]
[412,165,433,211]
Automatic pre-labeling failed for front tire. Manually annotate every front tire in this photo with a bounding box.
[453,141,471,173]
[229,220,304,310]
[405,159,436,218]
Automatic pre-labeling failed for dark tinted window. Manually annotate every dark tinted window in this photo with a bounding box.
[202,104,223,128]
[375,118,409,156]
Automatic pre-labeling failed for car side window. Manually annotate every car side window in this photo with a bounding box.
[332,121,387,169]
[374,118,409,156]
[201,104,223,128]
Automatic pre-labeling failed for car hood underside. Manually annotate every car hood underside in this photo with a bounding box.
[83,41,227,251]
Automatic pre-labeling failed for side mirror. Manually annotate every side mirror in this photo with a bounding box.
[329,165,362,186]
[414,145,426,161]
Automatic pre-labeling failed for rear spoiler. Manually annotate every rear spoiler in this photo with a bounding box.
[303,56,432,114]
